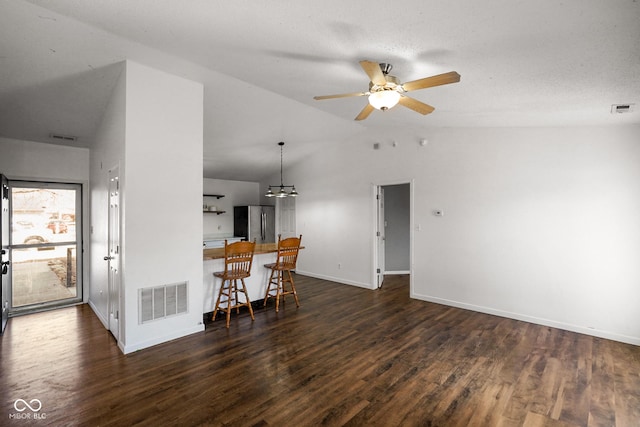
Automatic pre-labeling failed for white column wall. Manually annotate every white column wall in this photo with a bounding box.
[120,61,204,353]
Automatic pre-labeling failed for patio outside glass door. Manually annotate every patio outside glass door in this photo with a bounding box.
[9,181,82,313]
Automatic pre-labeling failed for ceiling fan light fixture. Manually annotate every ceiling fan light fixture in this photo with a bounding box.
[368,90,400,110]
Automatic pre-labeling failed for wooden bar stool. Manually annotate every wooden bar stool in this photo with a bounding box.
[263,235,302,312]
[212,239,256,328]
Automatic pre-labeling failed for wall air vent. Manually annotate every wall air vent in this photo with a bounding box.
[139,282,188,324]
[49,133,78,142]
[610,104,635,114]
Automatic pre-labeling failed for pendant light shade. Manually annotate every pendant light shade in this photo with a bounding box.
[265,142,298,198]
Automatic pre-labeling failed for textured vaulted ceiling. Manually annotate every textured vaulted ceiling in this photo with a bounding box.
[1,0,639,181]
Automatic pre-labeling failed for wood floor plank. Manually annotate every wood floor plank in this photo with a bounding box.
[1,274,639,426]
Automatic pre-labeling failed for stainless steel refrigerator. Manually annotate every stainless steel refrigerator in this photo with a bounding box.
[233,206,275,244]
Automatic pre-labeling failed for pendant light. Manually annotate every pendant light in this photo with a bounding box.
[265,142,298,198]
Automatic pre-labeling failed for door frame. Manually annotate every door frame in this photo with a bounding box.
[7,179,84,314]
[1,174,10,333]
[375,186,385,288]
[107,166,121,341]
[372,180,414,291]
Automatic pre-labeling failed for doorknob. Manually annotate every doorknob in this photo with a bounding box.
[1,249,9,274]
[104,256,114,261]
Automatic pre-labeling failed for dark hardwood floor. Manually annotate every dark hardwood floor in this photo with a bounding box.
[1,274,639,426]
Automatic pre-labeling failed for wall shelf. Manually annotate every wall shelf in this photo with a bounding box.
[204,194,225,214]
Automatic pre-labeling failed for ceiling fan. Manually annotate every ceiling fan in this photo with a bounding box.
[314,60,460,121]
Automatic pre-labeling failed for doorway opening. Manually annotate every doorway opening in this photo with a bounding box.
[8,180,83,315]
[374,182,412,290]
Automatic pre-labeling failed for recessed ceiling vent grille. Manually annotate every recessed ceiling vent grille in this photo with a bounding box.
[139,282,188,324]
[610,104,635,114]
[49,133,78,142]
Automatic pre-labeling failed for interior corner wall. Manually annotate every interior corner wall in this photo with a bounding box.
[121,61,204,353]
[293,125,640,345]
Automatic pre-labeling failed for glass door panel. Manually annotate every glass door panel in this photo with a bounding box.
[10,182,82,313]
[11,245,77,307]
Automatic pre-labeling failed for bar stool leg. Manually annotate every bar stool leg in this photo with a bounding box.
[287,269,300,307]
[275,270,283,312]
[239,278,255,321]
[233,279,240,314]
[226,279,233,328]
[211,282,224,322]
[212,278,226,322]
[264,268,277,307]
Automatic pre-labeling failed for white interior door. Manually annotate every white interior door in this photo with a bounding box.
[107,167,121,340]
[1,174,10,333]
[376,186,385,288]
[276,196,296,238]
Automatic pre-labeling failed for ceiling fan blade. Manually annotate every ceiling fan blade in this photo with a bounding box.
[359,60,387,86]
[355,103,375,121]
[401,71,461,92]
[398,95,435,115]
[314,92,367,100]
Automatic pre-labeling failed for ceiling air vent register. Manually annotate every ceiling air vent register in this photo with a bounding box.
[49,133,78,142]
[610,104,635,114]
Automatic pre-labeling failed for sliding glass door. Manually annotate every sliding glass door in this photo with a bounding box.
[9,181,82,313]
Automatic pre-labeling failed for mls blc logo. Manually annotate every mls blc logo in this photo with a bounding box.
[14,399,42,412]
[9,399,46,420]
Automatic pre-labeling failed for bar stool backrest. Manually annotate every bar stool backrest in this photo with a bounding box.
[223,240,256,279]
[275,235,302,271]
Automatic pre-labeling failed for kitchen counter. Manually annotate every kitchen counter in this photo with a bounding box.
[202,244,303,313]
[203,243,303,260]
[203,243,279,260]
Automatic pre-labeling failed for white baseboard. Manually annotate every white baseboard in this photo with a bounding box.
[411,292,640,346]
[88,300,108,329]
[295,270,375,290]
[121,324,205,354]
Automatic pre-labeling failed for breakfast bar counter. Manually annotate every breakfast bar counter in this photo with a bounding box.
[202,243,303,314]
[202,243,281,260]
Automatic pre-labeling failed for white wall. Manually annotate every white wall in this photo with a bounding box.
[121,61,204,353]
[0,137,89,182]
[203,178,260,238]
[0,136,91,304]
[89,61,204,353]
[293,125,640,345]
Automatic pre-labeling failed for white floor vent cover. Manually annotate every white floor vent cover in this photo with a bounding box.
[139,282,188,324]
